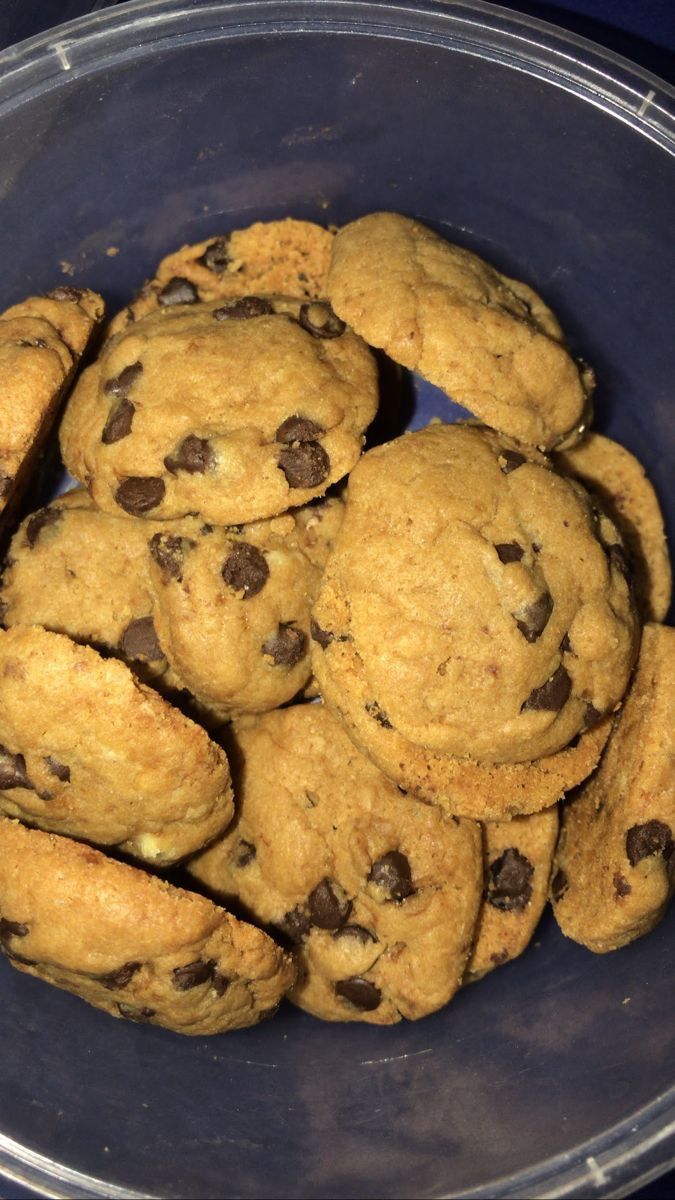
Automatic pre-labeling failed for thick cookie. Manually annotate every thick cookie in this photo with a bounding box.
[0,287,104,537]
[311,423,638,773]
[551,624,675,953]
[60,297,378,525]
[107,218,334,336]
[0,819,295,1035]
[465,807,559,983]
[0,625,233,864]
[555,432,672,623]
[327,212,593,450]
[188,704,482,1024]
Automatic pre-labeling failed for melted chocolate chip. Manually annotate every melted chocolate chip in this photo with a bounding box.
[333,924,379,945]
[102,398,135,444]
[212,971,230,996]
[0,472,12,499]
[45,756,70,783]
[164,435,215,475]
[625,821,674,867]
[500,450,527,474]
[278,906,311,944]
[120,616,164,662]
[148,532,190,582]
[234,840,256,867]
[98,961,142,990]
[117,1003,155,1022]
[278,441,330,488]
[172,958,217,991]
[0,918,29,944]
[613,872,632,898]
[583,703,604,729]
[335,977,382,1011]
[261,623,307,667]
[515,592,553,643]
[368,851,414,901]
[196,237,231,273]
[495,542,524,564]
[275,415,325,444]
[26,506,62,547]
[308,879,351,930]
[158,277,199,306]
[46,285,84,302]
[0,746,32,791]
[551,868,569,902]
[310,619,334,648]
[521,664,571,712]
[486,848,534,911]
[298,302,345,338]
[104,361,143,397]
[115,477,165,515]
[221,542,269,598]
[365,701,393,729]
[213,296,274,320]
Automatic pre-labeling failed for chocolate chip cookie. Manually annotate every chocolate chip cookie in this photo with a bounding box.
[327,212,593,450]
[187,703,482,1024]
[0,625,233,864]
[551,623,675,953]
[0,818,295,1035]
[311,422,638,782]
[555,432,672,623]
[60,297,378,525]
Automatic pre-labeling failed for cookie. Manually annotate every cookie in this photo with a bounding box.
[107,218,334,337]
[187,704,482,1024]
[311,422,638,775]
[551,623,675,953]
[0,625,233,865]
[555,432,672,623]
[60,297,378,525]
[0,287,104,537]
[327,212,593,450]
[0,819,295,1035]
[465,807,559,983]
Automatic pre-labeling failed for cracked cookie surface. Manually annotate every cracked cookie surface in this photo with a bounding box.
[0,819,295,1035]
[187,703,482,1024]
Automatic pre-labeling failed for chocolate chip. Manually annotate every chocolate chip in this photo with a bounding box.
[551,868,569,902]
[275,415,325,444]
[262,623,307,667]
[46,285,84,302]
[486,848,534,911]
[148,532,190,582]
[212,971,230,996]
[213,296,274,320]
[335,977,382,1011]
[583,703,604,729]
[234,840,256,867]
[120,616,164,662]
[117,1003,155,1022]
[158,276,199,306]
[221,542,269,598]
[164,435,215,475]
[515,592,553,643]
[25,506,62,547]
[0,918,29,944]
[495,542,524,563]
[197,237,231,273]
[172,958,217,991]
[98,961,141,990]
[298,302,345,338]
[365,701,393,729]
[278,906,311,944]
[310,619,334,648]
[102,398,135,444]
[368,851,414,901]
[626,821,674,867]
[45,756,70,783]
[333,925,379,944]
[0,472,12,499]
[278,441,330,488]
[115,477,165,515]
[104,361,143,397]
[500,450,527,474]
[521,664,571,712]
[0,746,32,791]
[613,872,632,898]
[308,879,352,930]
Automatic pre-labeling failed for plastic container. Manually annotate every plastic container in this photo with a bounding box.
[0,3,673,1197]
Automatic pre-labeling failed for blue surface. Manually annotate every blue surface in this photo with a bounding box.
[0,3,673,1199]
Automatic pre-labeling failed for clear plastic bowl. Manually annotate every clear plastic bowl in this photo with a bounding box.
[0,3,673,1197]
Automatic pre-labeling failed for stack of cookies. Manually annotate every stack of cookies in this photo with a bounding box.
[0,213,672,1033]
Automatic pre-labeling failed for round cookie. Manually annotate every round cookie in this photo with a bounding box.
[0,625,233,865]
[327,212,593,451]
[465,807,559,983]
[555,432,672,623]
[311,422,638,772]
[551,624,675,953]
[60,297,378,525]
[107,218,334,337]
[0,819,295,1035]
[188,703,482,1025]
